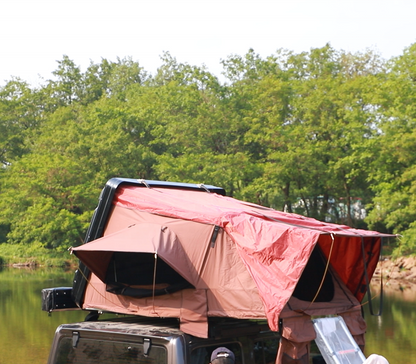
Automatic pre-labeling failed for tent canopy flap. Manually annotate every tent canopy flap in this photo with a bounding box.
[72,223,197,297]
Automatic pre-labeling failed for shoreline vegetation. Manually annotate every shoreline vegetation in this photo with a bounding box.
[0,245,79,269]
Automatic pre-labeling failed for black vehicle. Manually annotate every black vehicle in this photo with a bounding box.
[47,317,279,364]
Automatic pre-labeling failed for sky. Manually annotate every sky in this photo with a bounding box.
[1,0,416,86]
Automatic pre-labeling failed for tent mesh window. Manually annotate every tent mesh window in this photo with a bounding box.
[105,252,193,298]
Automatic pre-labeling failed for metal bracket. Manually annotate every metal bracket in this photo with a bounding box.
[143,338,152,356]
[72,332,80,348]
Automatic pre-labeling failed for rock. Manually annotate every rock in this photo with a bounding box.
[373,256,416,286]
[401,256,416,270]
[388,271,404,280]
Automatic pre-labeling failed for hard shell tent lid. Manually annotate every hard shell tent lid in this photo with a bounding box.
[72,184,393,337]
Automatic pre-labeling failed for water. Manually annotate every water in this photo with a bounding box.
[0,267,413,364]
[0,267,86,364]
[363,283,416,363]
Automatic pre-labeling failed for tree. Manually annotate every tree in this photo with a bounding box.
[366,43,416,254]
[223,46,385,226]
[0,79,43,166]
[0,96,157,249]
[44,55,84,106]
[83,57,148,102]
[0,152,94,249]
[129,55,259,196]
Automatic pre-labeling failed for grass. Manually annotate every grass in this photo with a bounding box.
[0,243,78,268]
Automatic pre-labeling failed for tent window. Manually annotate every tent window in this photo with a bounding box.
[105,252,193,298]
[292,246,334,302]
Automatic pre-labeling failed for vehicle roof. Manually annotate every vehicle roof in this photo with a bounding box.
[57,317,185,339]
[55,317,273,341]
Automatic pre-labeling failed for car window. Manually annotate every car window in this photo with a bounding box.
[53,337,167,364]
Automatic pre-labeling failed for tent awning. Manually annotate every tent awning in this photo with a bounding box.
[71,223,196,288]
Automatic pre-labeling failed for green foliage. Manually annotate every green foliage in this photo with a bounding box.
[0,153,94,249]
[0,241,79,267]
[1,45,416,258]
[0,79,43,166]
[365,43,416,254]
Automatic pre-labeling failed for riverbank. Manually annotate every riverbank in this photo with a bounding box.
[0,244,79,268]
[371,256,416,300]
[375,256,416,281]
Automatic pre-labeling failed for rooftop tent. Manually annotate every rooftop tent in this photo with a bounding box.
[72,183,393,338]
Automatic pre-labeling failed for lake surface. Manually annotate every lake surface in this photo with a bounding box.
[0,267,413,364]
[363,282,416,363]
